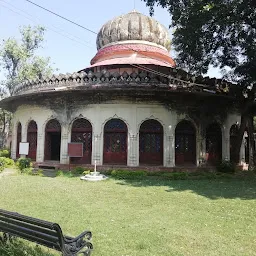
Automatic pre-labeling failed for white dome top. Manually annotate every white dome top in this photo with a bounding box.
[96,10,171,51]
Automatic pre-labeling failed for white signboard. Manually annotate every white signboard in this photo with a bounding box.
[19,142,29,155]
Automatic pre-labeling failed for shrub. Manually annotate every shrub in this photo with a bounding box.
[21,168,33,175]
[111,170,147,179]
[216,160,236,173]
[0,162,4,173]
[82,170,91,175]
[29,168,44,176]
[16,158,32,171]
[0,157,15,172]
[56,170,74,178]
[0,157,14,167]
[72,166,86,175]
[0,149,11,158]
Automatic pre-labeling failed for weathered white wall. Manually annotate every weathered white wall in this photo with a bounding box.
[12,102,241,167]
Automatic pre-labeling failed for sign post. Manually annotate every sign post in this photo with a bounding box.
[68,143,83,172]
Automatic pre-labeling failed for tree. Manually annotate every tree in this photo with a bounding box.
[143,0,256,167]
[0,25,54,148]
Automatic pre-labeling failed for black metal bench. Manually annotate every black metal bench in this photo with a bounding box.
[0,209,93,255]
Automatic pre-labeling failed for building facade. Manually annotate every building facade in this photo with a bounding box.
[0,11,243,168]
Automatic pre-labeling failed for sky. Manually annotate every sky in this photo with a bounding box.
[0,0,222,78]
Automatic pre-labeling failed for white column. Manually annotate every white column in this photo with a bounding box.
[224,136,230,161]
[240,136,246,163]
[93,134,101,165]
[11,122,17,160]
[222,125,230,161]
[19,122,27,159]
[60,125,69,164]
[199,131,206,165]
[36,132,44,162]
[196,137,200,166]
[128,134,138,166]
[165,135,174,167]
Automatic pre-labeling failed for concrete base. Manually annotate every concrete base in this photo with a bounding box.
[80,172,108,181]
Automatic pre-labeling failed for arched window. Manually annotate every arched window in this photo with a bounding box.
[139,119,163,165]
[103,119,127,164]
[71,119,92,164]
[175,120,196,165]
[44,119,61,161]
[16,122,22,158]
[206,123,222,164]
[27,120,37,160]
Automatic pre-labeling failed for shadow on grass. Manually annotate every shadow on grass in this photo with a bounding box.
[0,239,54,256]
[115,174,256,200]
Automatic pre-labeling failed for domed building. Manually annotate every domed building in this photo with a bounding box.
[0,11,245,169]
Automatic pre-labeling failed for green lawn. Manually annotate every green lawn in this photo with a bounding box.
[0,173,256,256]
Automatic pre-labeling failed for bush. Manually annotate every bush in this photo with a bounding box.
[111,170,147,179]
[72,166,86,175]
[0,149,10,158]
[16,158,32,171]
[82,170,91,175]
[36,169,44,177]
[0,157,14,167]
[56,170,74,178]
[216,160,236,173]
[0,157,15,172]
[21,167,33,175]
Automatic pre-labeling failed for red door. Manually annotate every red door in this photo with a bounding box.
[71,119,92,164]
[27,121,37,160]
[206,123,222,165]
[139,120,163,165]
[175,121,196,165]
[104,119,127,165]
[44,119,61,161]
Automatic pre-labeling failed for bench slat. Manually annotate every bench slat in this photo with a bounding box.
[0,209,54,230]
[0,209,93,255]
[0,220,60,246]
[0,224,61,251]
[0,216,58,237]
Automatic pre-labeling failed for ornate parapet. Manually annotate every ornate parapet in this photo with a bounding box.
[12,69,234,97]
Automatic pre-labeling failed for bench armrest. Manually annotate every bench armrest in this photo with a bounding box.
[63,230,93,255]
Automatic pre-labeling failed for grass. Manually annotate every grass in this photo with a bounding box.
[0,172,256,256]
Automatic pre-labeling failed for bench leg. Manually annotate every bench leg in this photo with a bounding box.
[80,242,93,256]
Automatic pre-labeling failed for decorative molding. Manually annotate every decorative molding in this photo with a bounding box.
[12,69,233,97]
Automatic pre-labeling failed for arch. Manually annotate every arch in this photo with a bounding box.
[27,120,38,160]
[206,122,222,165]
[230,124,239,163]
[175,120,196,165]
[16,122,22,158]
[103,118,127,164]
[44,119,61,161]
[139,119,163,165]
[71,118,92,164]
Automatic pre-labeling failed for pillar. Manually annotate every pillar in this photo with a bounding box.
[11,122,17,160]
[60,125,69,164]
[36,131,44,162]
[165,135,175,167]
[93,134,102,165]
[128,134,138,166]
